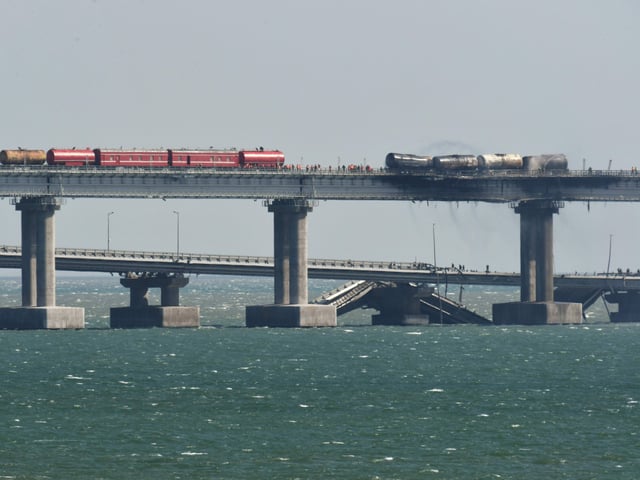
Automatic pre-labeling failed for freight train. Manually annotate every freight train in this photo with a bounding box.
[0,147,285,169]
[385,152,568,173]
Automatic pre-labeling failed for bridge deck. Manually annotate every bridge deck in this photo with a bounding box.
[0,245,637,289]
[0,167,639,202]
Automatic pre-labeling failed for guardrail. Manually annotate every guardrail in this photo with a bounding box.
[0,244,439,273]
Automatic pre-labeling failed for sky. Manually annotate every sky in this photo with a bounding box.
[0,0,639,275]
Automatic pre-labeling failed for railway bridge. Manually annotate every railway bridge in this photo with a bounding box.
[1,166,640,328]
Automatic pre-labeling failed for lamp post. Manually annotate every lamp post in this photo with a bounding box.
[173,210,180,258]
[433,223,443,325]
[606,234,613,276]
[107,211,114,251]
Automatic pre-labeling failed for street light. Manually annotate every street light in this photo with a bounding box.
[173,210,180,258]
[433,223,443,325]
[107,211,114,251]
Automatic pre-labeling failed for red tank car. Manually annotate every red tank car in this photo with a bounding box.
[239,149,285,168]
[47,148,96,166]
[169,149,240,168]
[94,149,170,167]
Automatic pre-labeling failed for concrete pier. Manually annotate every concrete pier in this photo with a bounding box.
[0,197,84,329]
[246,199,336,327]
[18,197,59,307]
[369,283,431,325]
[110,274,199,328]
[604,291,640,322]
[516,200,557,303]
[493,200,582,325]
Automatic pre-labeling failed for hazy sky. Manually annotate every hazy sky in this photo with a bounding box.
[0,0,638,274]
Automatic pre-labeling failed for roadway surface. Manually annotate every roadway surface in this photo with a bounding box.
[0,245,637,290]
[0,166,640,202]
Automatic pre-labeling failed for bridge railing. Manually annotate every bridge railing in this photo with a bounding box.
[0,244,441,272]
[2,164,638,178]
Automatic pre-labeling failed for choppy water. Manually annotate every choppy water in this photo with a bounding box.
[1,277,639,479]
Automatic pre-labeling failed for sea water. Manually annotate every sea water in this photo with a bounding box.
[0,276,639,479]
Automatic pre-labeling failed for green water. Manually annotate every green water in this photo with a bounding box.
[0,278,638,479]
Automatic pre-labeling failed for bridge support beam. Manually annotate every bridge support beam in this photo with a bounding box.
[493,200,582,325]
[0,197,84,330]
[110,274,199,328]
[246,199,336,327]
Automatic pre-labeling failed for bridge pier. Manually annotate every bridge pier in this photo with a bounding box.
[0,197,84,329]
[493,200,582,325]
[110,274,199,328]
[604,291,640,322]
[370,283,431,325]
[246,199,336,327]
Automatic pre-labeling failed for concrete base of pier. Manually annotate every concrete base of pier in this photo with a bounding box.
[0,307,85,330]
[110,306,200,328]
[246,304,337,328]
[609,312,637,323]
[492,301,583,325]
[604,291,640,323]
[372,313,430,326]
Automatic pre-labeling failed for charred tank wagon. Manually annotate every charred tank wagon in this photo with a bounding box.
[522,154,568,171]
[477,153,524,170]
[385,153,434,170]
[386,152,568,173]
[432,154,479,170]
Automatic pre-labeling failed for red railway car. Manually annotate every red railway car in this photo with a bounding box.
[94,149,170,167]
[239,150,285,168]
[169,149,240,168]
[2,146,286,169]
[47,148,96,166]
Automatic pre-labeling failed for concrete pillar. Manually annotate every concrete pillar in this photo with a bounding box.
[15,197,61,307]
[514,200,559,302]
[20,210,37,306]
[1,197,84,330]
[36,207,56,306]
[289,208,308,304]
[273,207,290,304]
[493,200,582,325]
[537,209,555,302]
[161,285,180,306]
[130,286,150,307]
[247,199,336,327]
[268,199,313,305]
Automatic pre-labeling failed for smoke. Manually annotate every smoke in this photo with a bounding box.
[418,140,482,156]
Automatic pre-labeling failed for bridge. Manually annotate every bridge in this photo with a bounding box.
[1,244,638,289]
[0,165,639,201]
[0,244,635,325]
[2,166,640,328]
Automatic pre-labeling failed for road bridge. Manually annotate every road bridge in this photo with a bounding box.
[1,166,640,328]
[0,244,637,290]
